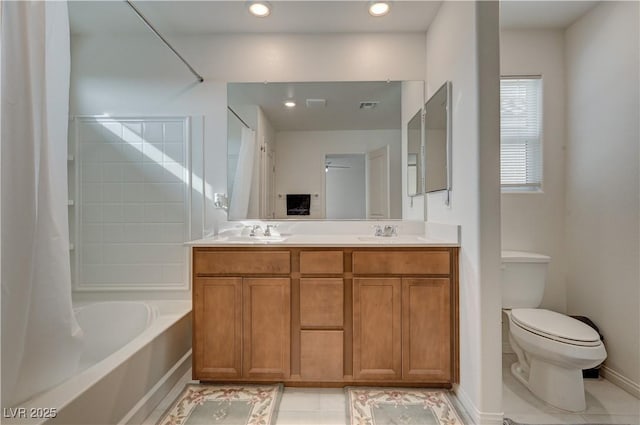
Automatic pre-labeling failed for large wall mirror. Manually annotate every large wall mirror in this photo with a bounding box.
[227,81,423,220]
[424,81,452,203]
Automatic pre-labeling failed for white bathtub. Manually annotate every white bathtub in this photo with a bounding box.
[6,300,192,425]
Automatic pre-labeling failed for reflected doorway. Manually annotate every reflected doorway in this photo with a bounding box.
[324,154,366,219]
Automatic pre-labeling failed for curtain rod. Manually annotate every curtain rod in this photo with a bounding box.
[227,107,251,130]
[124,0,204,83]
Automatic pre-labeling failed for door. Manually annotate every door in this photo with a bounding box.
[260,143,276,219]
[366,145,390,219]
[353,278,401,380]
[243,278,291,379]
[402,278,451,381]
[193,278,242,379]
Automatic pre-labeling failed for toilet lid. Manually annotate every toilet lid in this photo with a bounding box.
[511,309,601,346]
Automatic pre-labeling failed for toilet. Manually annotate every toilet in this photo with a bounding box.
[502,250,607,412]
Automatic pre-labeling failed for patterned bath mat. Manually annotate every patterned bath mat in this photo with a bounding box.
[157,383,283,425]
[504,419,621,425]
[346,387,465,425]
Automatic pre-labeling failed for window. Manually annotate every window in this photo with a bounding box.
[500,77,542,192]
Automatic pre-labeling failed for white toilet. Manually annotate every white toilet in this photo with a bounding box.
[502,250,607,412]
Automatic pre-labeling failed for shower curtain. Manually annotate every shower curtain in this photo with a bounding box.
[1,1,83,406]
[228,127,256,219]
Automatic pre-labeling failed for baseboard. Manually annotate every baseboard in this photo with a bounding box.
[453,384,504,425]
[601,365,640,399]
[119,350,192,425]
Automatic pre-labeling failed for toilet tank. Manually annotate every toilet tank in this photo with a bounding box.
[502,250,551,309]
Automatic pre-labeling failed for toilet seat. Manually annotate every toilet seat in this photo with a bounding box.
[511,309,601,347]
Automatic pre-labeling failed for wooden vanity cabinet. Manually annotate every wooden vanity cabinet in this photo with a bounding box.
[193,250,291,381]
[192,246,458,387]
[243,278,291,379]
[353,277,402,380]
[351,251,455,384]
[193,277,242,379]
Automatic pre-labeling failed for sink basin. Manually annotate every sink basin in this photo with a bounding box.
[357,235,429,243]
[218,235,289,243]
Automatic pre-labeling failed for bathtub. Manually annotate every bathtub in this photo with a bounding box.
[5,300,192,425]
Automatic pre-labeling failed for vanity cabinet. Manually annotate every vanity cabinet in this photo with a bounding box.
[192,246,458,387]
[243,278,291,379]
[193,250,291,381]
[353,277,402,380]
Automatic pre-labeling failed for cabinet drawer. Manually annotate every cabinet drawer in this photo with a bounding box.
[301,330,344,380]
[194,250,290,275]
[300,251,343,274]
[352,251,450,275]
[300,278,344,327]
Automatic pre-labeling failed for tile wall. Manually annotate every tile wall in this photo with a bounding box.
[74,118,189,290]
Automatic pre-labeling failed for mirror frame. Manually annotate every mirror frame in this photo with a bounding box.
[406,107,424,198]
[423,80,452,205]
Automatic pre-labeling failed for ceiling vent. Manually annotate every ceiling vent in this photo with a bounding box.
[359,101,379,110]
[306,98,326,108]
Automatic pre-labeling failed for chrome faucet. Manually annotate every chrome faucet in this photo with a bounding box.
[249,225,263,237]
[264,224,278,237]
[373,224,398,237]
[383,225,398,237]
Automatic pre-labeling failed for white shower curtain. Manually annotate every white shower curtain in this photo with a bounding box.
[1,1,83,406]
[229,127,256,219]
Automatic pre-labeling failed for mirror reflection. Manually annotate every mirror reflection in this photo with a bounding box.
[227,81,420,220]
[407,109,423,196]
[424,81,450,194]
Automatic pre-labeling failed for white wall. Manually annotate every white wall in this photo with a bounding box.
[70,32,425,297]
[500,30,567,313]
[274,129,401,219]
[402,80,425,219]
[71,32,426,231]
[565,1,640,394]
[425,2,503,423]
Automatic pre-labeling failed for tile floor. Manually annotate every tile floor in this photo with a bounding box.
[503,353,640,425]
[142,360,640,425]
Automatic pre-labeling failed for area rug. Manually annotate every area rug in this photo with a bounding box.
[346,387,465,425]
[504,419,625,425]
[157,383,283,425]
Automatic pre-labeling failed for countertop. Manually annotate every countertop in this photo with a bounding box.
[186,234,459,247]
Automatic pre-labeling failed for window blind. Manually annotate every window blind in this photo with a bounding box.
[500,77,542,191]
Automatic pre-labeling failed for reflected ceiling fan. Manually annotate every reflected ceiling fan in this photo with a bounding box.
[325,161,351,172]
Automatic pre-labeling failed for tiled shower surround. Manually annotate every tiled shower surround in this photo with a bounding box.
[74,117,189,290]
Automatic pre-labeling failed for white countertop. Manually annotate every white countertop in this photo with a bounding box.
[186,234,459,247]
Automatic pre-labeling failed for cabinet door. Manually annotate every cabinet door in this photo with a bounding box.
[193,278,242,379]
[402,278,451,381]
[243,278,291,379]
[353,278,401,380]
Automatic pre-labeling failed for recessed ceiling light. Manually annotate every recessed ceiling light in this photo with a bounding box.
[284,100,296,108]
[248,1,271,17]
[369,1,390,17]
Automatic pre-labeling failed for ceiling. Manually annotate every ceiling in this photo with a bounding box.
[228,81,402,131]
[500,1,600,29]
[67,1,600,132]
[69,1,601,36]
[68,1,442,35]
